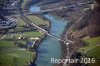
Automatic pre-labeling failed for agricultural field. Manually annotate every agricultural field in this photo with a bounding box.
[0,40,36,66]
[79,36,100,66]
[27,15,48,26]
[0,49,35,66]
[0,10,47,66]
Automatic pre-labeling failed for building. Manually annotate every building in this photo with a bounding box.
[2,0,18,15]
[0,0,4,11]
[0,0,17,30]
[0,18,16,30]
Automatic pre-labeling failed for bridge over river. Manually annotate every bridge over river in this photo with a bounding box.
[17,0,95,44]
[17,0,76,44]
[20,10,73,44]
[16,0,95,66]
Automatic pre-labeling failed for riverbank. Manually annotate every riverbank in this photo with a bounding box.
[25,0,81,66]
[25,0,100,66]
[29,5,68,66]
[60,1,100,66]
[0,0,51,66]
[20,0,52,65]
[27,1,72,66]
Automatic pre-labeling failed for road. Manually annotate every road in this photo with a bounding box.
[17,0,73,44]
[28,1,94,14]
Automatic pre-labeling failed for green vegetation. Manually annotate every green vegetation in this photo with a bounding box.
[16,15,48,30]
[0,14,45,66]
[0,49,35,66]
[18,40,26,45]
[79,36,100,51]
[0,0,49,65]
[21,0,49,26]
[27,15,48,26]
[24,31,42,38]
[21,0,28,9]
[87,46,100,59]
[0,40,35,66]
[4,31,42,40]
[79,36,100,66]
[17,17,26,27]
[0,41,15,48]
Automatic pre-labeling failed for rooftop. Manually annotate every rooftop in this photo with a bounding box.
[0,19,16,30]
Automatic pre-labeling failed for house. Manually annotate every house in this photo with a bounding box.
[0,18,16,30]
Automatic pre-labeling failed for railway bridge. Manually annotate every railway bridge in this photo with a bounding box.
[17,0,95,44]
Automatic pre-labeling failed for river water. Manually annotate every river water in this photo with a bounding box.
[29,5,67,66]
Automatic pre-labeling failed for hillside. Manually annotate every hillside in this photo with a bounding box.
[37,0,100,66]
[65,2,100,40]
[39,0,94,22]
[62,0,100,66]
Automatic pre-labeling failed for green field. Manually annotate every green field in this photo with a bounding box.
[79,36,100,66]
[0,41,15,48]
[79,36,100,51]
[16,15,48,29]
[0,35,36,66]
[0,40,35,66]
[4,31,42,40]
[24,31,42,38]
[21,0,49,26]
[0,0,49,65]
[0,49,35,66]
[27,15,48,26]
[87,46,100,59]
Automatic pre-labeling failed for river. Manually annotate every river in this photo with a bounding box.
[29,5,67,66]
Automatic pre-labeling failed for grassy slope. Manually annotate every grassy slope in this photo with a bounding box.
[0,49,35,66]
[80,36,100,51]
[0,41,35,66]
[79,36,100,66]
[0,41,15,48]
